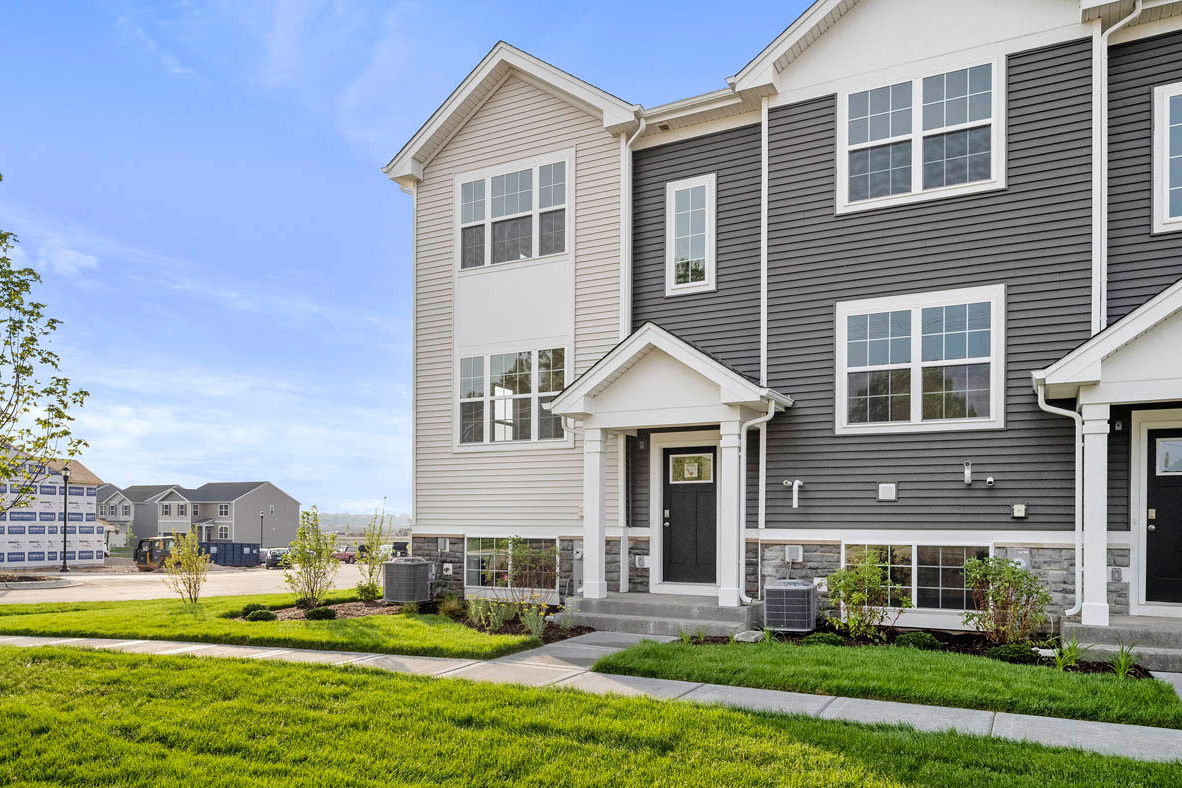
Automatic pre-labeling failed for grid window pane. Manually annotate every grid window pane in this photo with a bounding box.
[490,169,531,218]
[490,352,531,395]
[672,185,708,284]
[921,363,991,420]
[849,142,910,202]
[460,356,483,399]
[847,369,911,424]
[847,310,911,368]
[537,395,563,440]
[459,401,484,444]
[538,348,565,393]
[923,64,991,131]
[923,127,991,189]
[915,545,989,610]
[461,225,485,269]
[921,302,990,361]
[539,209,565,256]
[492,397,531,442]
[491,216,532,264]
[847,544,912,607]
[848,81,912,144]
[460,179,485,224]
[538,162,566,209]
[1171,95,1182,217]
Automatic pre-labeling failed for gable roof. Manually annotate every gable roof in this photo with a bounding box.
[184,481,268,503]
[730,0,862,92]
[97,483,124,503]
[120,484,182,504]
[383,41,637,190]
[46,458,103,486]
[548,322,792,418]
[1034,277,1182,398]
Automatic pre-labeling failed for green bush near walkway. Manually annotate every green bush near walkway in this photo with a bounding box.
[1,647,1178,787]
[594,640,1182,730]
[0,592,533,659]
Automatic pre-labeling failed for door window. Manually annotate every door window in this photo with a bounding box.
[1156,438,1182,475]
[669,453,713,484]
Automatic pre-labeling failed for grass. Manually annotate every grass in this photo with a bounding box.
[0,648,1177,787]
[0,592,534,659]
[593,640,1182,730]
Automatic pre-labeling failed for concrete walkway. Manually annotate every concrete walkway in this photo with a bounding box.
[3,631,1181,763]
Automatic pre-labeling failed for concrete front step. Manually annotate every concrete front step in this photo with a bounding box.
[1075,643,1182,673]
[570,612,753,638]
[1062,615,1182,651]
[575,594,763,626]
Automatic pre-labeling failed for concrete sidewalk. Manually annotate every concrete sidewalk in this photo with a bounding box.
[3,631,1181,763]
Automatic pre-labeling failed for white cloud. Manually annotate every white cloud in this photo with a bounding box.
[35,233,99,276]
[117,14,196,76]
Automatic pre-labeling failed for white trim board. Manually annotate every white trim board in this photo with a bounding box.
[648,430,722,596]
[1130,408,1182,618]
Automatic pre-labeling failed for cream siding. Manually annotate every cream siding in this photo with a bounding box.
[414,74,620,533]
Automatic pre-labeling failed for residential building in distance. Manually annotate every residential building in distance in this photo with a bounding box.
[97,483,134,548]
[387,0,1182,638]
[1,459,104,568]
[116,481,299,548]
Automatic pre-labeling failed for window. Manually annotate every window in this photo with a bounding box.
[665,173,716,295]
[669,453,713,484]
[840,61,1001,212]
[218,504,230,518]
[177,504,186,516]
[456,153,570,270]
[846,544,989,610]
[465,537,557,590]
[217,524,230,540]
[456,347,567,446]
[269,504,275,515]
[161,504,171,516]
[1154,82,1182,233]
[835,285,1004,434]
[192,504,199,516]
[98,504,107,516]
[122,504,130,517]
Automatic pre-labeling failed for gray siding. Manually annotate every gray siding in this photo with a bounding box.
[763,38,1094,531]
[631,123,762,379]
[1108,29,1182,324]
[236,484,301,548]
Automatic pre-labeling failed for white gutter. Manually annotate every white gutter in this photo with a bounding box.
[618,118,645,594]
[1095,0,1144,333]
[1034,380,1084,619]
[738,399,777,605]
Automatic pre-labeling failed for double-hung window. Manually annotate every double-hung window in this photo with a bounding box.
[840,60,1002,211]
[835,285,1005,434]
[177,504,186,516]
[1153,82,1182,234]
[218,503,230,518]
[457,347,567,446]
[456,152,571,270]
[161,504,171,516]
[665,173,716,295]
[122,504,131,517]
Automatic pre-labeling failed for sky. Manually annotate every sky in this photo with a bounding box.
[2,0,810,514]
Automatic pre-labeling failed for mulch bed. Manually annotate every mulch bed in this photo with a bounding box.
[0,574,45,582]
[249,601,403,622]
[439,606,594,644]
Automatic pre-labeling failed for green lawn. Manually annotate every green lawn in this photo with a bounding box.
[0,592,533,659]
[594,640,1182,730]
[0,648,1176,787]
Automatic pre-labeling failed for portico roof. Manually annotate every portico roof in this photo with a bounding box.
[548,322,792,422]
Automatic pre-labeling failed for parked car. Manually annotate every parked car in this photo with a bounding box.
[264,548,289,569]
[332,546,357,564]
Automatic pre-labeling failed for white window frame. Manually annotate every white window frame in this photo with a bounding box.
[454,344,572,451]
[98,504,107,517]
[1153,81,1182,234]
[463,536,559,603]
[161,503,171,516]
[664,173,717,296]
[218,503,230,518]
[453,149,574,272]
[192,504,199,517]
[121,504,130,517]
[834,284,1006,435]
[217,524,230,540]
[836,57,1006,214]
[177,504,186,516]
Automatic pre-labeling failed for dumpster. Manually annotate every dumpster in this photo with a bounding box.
[198,542,263,567]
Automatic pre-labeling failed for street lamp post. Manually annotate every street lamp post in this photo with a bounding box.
[258,510,265,566]
[59,465,71,573]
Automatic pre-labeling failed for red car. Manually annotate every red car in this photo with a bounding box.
[332,546,357,564]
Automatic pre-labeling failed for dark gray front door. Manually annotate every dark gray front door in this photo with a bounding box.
[1147,428,1182,603]
[662,447,716,584]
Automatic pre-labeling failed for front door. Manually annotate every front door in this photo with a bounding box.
[662,447,717,583]
[1147,428,1182,603]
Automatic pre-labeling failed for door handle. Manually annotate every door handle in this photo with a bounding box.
[1148,524,1157,531]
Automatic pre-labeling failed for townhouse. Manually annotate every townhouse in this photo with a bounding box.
[119,481,300,549]
[387,0,1182,635]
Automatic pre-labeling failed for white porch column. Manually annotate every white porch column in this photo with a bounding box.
[582,427,608,599]
[717,418,742,607]
[1081,403,1110,626]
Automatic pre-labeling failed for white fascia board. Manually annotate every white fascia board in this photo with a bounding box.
[729,0,849,92]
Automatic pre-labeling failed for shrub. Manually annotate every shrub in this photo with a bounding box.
[245,609,277,622]
[438,593,465,618]
[487,601,515,631]
[163,531,210,604]
[963,557,1051,644]
[401,601,419,615]
[801,632,845,647]
[825,547,910,641]
[986,642,1038,665]
[305,606,336,621]
[283,507,338,608]
[519,602,547,639]
[895,631,941,650]
[505,537,559,607]
[355,502,390,602]
[466,597,490,628]
[239,603,269,617]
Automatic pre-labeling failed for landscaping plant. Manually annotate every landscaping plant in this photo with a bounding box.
[894,631,941,650]
[518,600,547,639]
[1111,642,1138,679]
[801,632,845,647]
[962,556,1051,644]
[466,597,490,628]
[245,609,277,622]
[437,592,465,619]
[355,502,391,602]
[233,602,269,618]
[825,547,910,641]
[283,506,338,608]
[401,601,419,615]
[505,537,559,607]
[487,600,516,631]
[305,606,336,621]
[985,642,1038,665]
[162,530,210,604]
[1054,637,1085,671]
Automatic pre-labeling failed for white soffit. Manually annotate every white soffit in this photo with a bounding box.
[729,0,862,93]
[1082,0,1182,29]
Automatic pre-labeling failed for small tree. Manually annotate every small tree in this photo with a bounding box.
[355,501,390,602]
[163,530,210,604]
[963,556,1051,644]
[506,537,559,607]
[283,506,337,608]
[826,547,910,641]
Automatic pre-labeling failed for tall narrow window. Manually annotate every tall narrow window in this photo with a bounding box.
[665,173,716,296]
[490,351,531,442]
[459,356,485,444]
[1154,82,1182,233]
[537,347,565,440]
[459,180,485,269]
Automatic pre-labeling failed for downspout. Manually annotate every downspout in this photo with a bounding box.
[618,117,645,594]
[1096,0,1144,332]
[1035,381,1084,619]
[738,399,776,605]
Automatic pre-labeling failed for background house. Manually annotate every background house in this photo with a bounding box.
[117,481,299,548]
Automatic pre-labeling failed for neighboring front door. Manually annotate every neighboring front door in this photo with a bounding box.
[662,447,717,583]
[1147,428,1182,603]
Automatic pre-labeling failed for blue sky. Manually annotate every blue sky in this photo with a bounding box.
[2,1,809,514]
